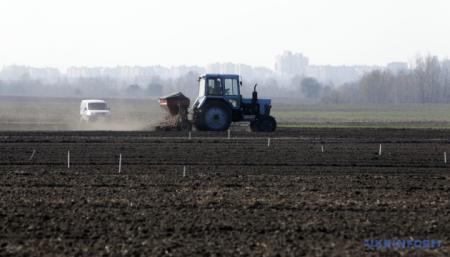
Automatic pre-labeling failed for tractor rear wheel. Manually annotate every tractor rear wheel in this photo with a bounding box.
[196,102,231,131]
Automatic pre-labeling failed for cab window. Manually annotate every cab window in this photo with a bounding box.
[224,78,239,96]
[207,78,222,96]
[198,78,206,97]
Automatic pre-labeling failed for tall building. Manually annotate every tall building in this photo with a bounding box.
[274,51,309,76]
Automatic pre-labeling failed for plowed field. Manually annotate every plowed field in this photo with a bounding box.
[0,128,449,256]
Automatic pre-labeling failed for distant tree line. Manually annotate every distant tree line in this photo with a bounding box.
[321,55,450,104]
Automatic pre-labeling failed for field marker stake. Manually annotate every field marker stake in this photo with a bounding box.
[67,150,70,168]
[183,166,186,177]
[118,153,122,173]
[29,150,36,161]
[188,131,191,140]
[267,138,271,147]
[228,129,231,139]
[444,152,447,164]
[321,145,324,153]
[378,144,382,156]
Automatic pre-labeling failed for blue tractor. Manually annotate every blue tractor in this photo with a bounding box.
[158,74,276,132]
[191,74,276,132]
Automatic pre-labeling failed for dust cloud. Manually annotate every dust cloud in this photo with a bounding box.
[0,96,165,131]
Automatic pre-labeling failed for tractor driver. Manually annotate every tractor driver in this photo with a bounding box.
[209,78,222,96]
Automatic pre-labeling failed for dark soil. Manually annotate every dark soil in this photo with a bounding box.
[0,128,449,256]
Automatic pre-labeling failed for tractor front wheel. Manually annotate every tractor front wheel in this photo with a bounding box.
[250,115,277,132]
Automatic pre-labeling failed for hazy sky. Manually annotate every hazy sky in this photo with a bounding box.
[0,0,449,69]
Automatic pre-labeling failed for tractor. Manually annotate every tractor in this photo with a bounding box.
[158,74,276,132]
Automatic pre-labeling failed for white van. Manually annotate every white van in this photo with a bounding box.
[80,99,111,122]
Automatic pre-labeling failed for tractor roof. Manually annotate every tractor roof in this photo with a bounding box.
[201,74,240,79]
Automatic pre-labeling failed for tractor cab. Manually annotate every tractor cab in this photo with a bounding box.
[196,74,242,110]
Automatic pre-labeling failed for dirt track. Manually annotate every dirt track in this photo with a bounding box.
[0,128,449,256]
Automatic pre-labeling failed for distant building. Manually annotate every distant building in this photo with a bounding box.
[387,62,408,74]
[273,51,384,85]
[206,62,243,74]
[206,63,235,74]
[0,54,409,89]
[205,63,269,79]
[274,51,309,76]
[0,65,61,83]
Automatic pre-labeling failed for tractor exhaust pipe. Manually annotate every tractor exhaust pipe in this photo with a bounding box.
[252,84,258,104]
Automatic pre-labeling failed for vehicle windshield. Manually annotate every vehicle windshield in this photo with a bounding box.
[88,102,108,110]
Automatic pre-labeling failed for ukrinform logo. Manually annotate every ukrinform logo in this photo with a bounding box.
[364,239,442,249]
